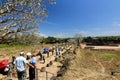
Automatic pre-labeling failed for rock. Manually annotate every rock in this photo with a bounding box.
[54,57,58,62]
[57,71,63,77]
[40,67,46,72]
[49,61,53,65]
[46,63,50,67]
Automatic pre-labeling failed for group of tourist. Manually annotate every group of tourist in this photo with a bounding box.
[12,45,64,80]
[36,45,63,64]
[14,52,36,80]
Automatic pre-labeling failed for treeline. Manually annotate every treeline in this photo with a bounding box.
[41,36,70,44]
[83,36,120,45]
[0,34,70,45]
[2,34,120,46]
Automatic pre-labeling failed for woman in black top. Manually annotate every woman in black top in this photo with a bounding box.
[29,54,36,80]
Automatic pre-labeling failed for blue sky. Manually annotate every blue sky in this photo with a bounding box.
[39,0,120,38]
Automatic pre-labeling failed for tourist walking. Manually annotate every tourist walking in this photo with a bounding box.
[29,54,37,80]
[14,52,34,80]
[56,48,60,56]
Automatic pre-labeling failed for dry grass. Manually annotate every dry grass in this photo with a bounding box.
[0,44,52,61]
[62,47,120,80]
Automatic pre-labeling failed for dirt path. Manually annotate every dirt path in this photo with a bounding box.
[35,52,60,80]
[80,44,120,50]
[35,46,72,80]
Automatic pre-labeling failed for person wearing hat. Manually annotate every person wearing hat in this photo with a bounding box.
[26,52,31,60]
[29,54,37,80]
[14,52,34,80]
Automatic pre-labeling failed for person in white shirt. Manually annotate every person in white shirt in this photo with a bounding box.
[14,52,34,80]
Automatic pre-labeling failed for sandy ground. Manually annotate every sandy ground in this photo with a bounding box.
[80,44,120,50]
[32,47,70,80]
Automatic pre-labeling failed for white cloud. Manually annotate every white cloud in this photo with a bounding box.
[43,21,59,26]
[53,33,66,38]
[112,21,120,27]
[86,30,120,37]
[101,31,120,36]
[72,31,87,37]
[40,33,48,37]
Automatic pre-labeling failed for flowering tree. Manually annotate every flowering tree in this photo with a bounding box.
[0,0,55,40]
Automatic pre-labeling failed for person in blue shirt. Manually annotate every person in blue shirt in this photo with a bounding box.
[56,48,60,56]
[14,52,34,80]
[29,54,37,80]
[43,47,49,57]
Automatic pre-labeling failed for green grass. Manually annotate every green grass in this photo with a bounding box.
[0,44,52,55]
[0,44,28,48]
[101,53,116,57]
[0,44,11,48]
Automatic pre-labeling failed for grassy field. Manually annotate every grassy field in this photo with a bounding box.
[0,44,52,61]
[62,47,120,80]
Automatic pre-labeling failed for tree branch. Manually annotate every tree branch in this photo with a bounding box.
[0,28,21,40]
[0,17,26,23]
[0,9,8,15]
[0,25,11,31]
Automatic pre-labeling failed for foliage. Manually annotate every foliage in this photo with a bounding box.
[83,36,120,45]
[41,36,71,44]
